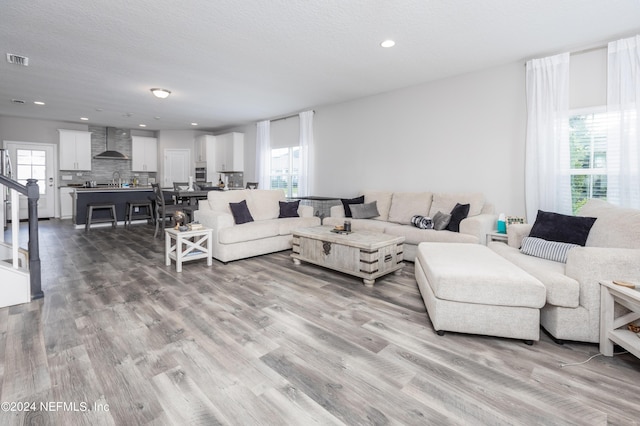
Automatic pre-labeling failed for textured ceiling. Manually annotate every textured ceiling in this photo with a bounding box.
[1,0,639,131]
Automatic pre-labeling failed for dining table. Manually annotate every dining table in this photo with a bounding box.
[167,189,211,207]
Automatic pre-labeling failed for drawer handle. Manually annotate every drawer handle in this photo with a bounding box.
[384,254,392,262]
[323,241,332,255]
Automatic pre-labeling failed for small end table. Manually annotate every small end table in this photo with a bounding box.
[165,227,213,272]
[486,230,508,245]
[599,280,640,359]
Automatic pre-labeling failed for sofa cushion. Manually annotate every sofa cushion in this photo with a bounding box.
[340,196,364,218]
[324,216,389,233]
[351,201,380,219]
[277,217,322,236]
[218,220,280,244]
[388,192,433,225]
[384,225,479,245]
[278,200,300,218]
[229,200,254,224]
[432,211,451,230]
[446,203,470,232]
[529,210,596,246]
[207,189,250,214]
[363,191,393,221]
[520,236,579,263]
[429,193,485,218]
[489,242,579,308]
[247,190,285,221]
[578,198,640,249]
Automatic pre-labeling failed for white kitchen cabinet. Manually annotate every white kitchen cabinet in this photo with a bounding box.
[194,135,215,165]
[59,187,74,219]
[131,136,158,172]
[215,132,244,172]
[59,129,92,170]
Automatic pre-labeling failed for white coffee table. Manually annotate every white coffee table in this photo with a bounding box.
[165,227,213,272]
[291,226,404,287]
[599,280,640,359]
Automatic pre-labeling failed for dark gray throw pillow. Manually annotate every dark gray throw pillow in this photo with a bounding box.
[446,203,470,232]
[529,210,597,246]
[432,211,452,230]
[229,200,254,224]
[341,195,364,218]
[350,201,379,219]
[278,200,300,218]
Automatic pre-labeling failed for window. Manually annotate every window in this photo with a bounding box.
[16,149,46,195]
[269,147,299,197]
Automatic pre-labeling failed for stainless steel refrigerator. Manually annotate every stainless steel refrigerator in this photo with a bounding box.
[0,149,13,230]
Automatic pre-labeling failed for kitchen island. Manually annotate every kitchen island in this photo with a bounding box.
[72,187,158,228]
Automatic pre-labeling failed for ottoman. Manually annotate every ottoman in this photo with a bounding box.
[415,243,546,343]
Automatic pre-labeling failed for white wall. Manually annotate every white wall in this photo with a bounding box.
[312,61,527,216]
[0,116,87,146]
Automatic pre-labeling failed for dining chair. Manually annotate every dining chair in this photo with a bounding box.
[152,183,183,238]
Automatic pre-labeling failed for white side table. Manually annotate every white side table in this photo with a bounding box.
[165,227,213,272]
[486,231,508,245]
[599,280,640,359]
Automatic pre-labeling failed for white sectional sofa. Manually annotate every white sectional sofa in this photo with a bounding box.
[323,191,496,261]
[194,189,321,262]
[489,199,640,343]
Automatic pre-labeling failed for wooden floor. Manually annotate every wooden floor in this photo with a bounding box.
[1,219,639,425]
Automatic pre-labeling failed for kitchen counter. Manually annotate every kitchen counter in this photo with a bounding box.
[73,186,154,192]
[72,187,156,227]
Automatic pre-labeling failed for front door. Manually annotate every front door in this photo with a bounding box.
[4,141,56,219]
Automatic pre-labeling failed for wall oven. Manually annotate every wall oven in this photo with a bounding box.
[195,167,206,182]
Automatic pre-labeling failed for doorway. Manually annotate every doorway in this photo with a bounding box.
[163,149,191,187]
[4,141,56,219]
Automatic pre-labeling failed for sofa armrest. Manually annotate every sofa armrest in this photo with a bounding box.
[459,213,497,245]
[193,209,235,231]
[507,223,533,248]
[565,247,640,325]
[330,205,345,218]
[298,205,314,218]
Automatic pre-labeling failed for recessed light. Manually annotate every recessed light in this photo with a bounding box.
[139,124,147,127]
[80,117,89,121]
[11,99,25,104]
[34,101,45,105]
[154,116,161,120]
[380,40,395,48]
[150,88,171,99]
[191,122,198,126]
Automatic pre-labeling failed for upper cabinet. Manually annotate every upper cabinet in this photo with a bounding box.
[215,132,244,172]
[131,136,157,172]
[59,129,92,170]
[194,133,244,181]
[194,135,215,165]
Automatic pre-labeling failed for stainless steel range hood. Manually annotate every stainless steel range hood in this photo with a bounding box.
[94,127,129,160]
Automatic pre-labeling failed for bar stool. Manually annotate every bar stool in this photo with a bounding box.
[85,202,117,232]
[125,200,154,228]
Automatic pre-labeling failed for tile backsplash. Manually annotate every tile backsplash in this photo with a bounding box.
[58,126,156,186]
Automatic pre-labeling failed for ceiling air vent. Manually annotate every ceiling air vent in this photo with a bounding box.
[6,53,29,66]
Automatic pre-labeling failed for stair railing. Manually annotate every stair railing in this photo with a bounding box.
[0,176,43,301]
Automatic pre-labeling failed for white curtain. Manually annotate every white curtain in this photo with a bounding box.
[525,53,571,221]
[255,120,271,189]
[607,35,640,208]
[298,110,314,196]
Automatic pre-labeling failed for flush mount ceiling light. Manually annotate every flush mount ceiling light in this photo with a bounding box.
[150,88,171,99]
[380,40,396,48]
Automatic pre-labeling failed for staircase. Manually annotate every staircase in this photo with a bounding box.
[0,177,42,308]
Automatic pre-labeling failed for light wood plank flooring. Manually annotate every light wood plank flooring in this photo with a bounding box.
[1,219,639,425]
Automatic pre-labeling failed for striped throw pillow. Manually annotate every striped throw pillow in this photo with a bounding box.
[520,236,579,263]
